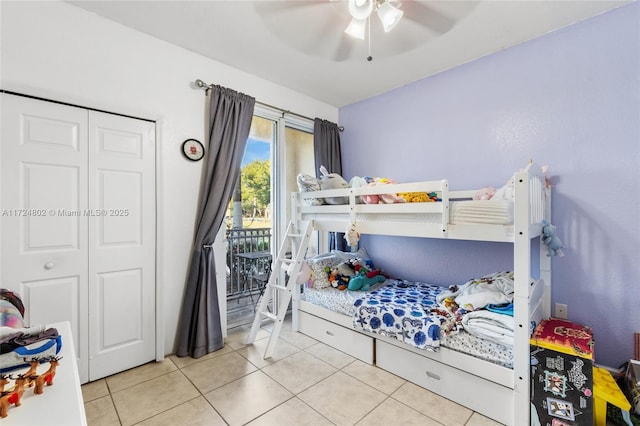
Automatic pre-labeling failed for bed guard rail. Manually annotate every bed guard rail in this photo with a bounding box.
[293,179,450,239]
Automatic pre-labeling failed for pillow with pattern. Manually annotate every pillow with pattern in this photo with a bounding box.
[297,174,324,206]
[306,253,339,289]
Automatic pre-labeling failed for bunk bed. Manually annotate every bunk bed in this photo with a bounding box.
[290,162,551,426]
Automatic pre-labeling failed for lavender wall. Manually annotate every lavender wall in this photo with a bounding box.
[339,2,639,368]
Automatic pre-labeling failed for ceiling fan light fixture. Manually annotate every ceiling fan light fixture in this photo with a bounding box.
[377,1,403,32]
[344,17,367,40]
[348,0,374,20]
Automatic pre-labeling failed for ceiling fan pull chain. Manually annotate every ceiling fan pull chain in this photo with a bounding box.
[367,15,373,61]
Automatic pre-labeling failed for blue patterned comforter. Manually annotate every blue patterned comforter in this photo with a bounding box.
[352,279,446,351]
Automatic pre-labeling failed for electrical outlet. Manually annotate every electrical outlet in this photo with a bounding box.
[555,303,568,319]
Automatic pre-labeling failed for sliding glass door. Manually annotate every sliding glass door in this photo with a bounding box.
[222,106,316,331]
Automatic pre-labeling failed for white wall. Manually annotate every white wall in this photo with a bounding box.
[0,1,338,355]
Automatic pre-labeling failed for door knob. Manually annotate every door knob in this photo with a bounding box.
[44,262,55,270]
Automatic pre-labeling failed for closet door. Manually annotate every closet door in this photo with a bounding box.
[0,93,90,382]
[87,112,156,381]
[1,93,157,383]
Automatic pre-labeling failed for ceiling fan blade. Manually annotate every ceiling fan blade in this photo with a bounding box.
[307,5,359,62]
[254,0,331,16]
[333,31,356,62]
[401,1,460,35]
[255,0,355,62]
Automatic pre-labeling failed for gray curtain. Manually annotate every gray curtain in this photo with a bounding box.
[314,118,343,177]
[176,85,255,358]
[313,118,345,251]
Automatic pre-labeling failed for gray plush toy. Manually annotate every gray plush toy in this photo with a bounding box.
[541,220,565,257]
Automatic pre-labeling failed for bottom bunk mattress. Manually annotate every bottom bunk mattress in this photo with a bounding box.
[301,278,515,368]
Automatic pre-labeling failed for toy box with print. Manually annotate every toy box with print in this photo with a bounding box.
[624,359,640,415]
[530,318,595,426]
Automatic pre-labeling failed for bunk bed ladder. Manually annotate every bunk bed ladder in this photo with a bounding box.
[246,220,313,359]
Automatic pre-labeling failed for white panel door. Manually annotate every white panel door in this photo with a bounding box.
[87,111,156,381]
[0,93,90,382]
[1,93,157,383]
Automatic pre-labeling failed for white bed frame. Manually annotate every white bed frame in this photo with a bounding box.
[290,163,551,426]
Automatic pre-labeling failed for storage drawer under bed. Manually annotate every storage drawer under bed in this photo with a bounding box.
[376,340,513,425]
[298,310,374,364]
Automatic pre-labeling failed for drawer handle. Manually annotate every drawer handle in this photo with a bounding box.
[426,371,441,380]
[325,330,334,336]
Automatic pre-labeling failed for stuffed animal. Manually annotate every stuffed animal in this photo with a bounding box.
[493,177,515,200]
[347,274,385,291]
[286,261,311,285]
[399,192,427,202]
[318,166,349,204]
[541,219,565,257]
[344,222,360,247]
[349,257,377,275]
[346,258,386,291]
[329,261,356,291]
[473,186,496,200]
[361,177,406,204]
[398,191,441,202]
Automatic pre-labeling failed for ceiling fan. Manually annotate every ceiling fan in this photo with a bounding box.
[344,0,404,61]
[254,1,476,63]
[345,0,403,37]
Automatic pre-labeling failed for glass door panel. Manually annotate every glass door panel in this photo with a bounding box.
[222,110,316,331]
[226,115,275,329]
[283,125,318,257]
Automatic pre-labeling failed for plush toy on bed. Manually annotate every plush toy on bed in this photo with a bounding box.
[361,177,406,204]
[347,273,385,291]
[318,166,349,204]
[329,261,356,291]
[492,176,515,200]
[473,186,497,200]
[541,219,565,257]
[346,259,386,291]
[398,191,439,203]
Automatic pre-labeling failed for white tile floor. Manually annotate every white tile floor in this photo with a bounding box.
[82,318,504,426]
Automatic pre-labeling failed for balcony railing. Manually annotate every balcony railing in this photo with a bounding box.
[226,227,271,301]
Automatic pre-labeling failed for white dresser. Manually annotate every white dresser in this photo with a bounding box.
[3,321,87,425]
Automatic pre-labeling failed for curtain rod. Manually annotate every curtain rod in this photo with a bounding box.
[194,79,344,132]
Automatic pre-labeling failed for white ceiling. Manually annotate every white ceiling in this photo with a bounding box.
[67,0,630,107]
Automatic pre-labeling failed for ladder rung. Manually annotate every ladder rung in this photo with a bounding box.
[260,311,278,321]
[289,233,304,238]
[270,284,288,291]
[279,258,294,264]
